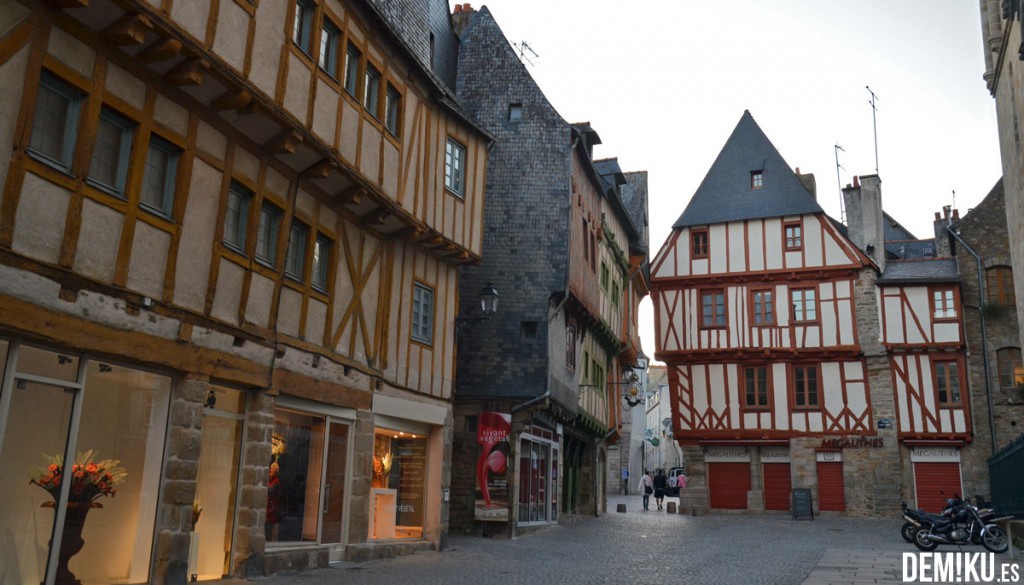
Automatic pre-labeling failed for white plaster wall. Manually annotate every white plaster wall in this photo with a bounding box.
[245,272,274,328]
[127,222,170,298]
[173,158,220,312]
[804,218,824,266]
[283,54,311,124]
[358,120,381,185]
[104,63,146,111]
[211,259,245,323]
[772,362,788,429]
[0,47,28,196]
[196,119,228,164]
[248,0,285,96]
[13,173,69,264]
[296,188,316,218]
[339,101,359,164]
[74,199,123,283]
[764,220,783,270]
[312,79,339,147]
[265,166,289,199]
[382,140,399,200]
[306,298,328,344]
[277,286,302,338]
[728,223,745,272]
[212,0,249,73]
[234,147,260,184]
[170,0,211,44]
[47,26,94,77]
[153,94,189,134]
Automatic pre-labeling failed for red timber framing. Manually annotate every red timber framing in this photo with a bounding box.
[890,352,972,440]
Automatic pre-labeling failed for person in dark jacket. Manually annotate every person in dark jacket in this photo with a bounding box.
[653,468,668,511]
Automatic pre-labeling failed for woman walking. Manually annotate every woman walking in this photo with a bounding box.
[653,468,668,511]
[637,469,653,511]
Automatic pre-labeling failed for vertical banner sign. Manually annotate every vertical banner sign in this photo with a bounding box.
[475,412,511,521]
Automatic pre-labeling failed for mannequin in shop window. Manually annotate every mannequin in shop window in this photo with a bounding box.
[266,461,283,540]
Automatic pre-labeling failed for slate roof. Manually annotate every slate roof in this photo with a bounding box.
[673,111,824,228]
[620,171,650,253]
[877,259,960,284]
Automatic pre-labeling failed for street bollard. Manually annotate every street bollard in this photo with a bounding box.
[666,502,677,514]
[616,503,627,513]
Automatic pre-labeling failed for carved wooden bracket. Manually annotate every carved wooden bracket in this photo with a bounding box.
[102,13,153,46]
[138,37,182,63]
[264,129,303,154]
[164,58,208,86]
[212,88,252,111]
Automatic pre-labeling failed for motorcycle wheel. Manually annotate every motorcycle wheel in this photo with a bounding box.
[913,528,939,552]
[901,522,917,543]
[982,525,1009,554]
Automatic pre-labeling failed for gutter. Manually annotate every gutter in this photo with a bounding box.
[946,226,997,452]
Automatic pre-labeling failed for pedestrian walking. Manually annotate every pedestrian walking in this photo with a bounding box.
[653,468,667,511]
[637,470,653,511]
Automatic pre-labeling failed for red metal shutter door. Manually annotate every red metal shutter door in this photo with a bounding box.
[816,461,845,512]
[914,462,962,513]
[708,462,751,509]
[763,463,791,511]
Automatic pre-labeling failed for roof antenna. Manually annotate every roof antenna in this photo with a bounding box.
[834,143,846,224]
[515,41,539,66]
[866,86,879,174]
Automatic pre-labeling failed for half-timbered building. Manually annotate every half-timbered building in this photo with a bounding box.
[651,111,990,516]
[449,5,649,535]
[0,0,489,581]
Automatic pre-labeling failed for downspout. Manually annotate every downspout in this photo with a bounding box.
[946,227,997,452]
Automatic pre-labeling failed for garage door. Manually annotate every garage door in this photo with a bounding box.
[817,461,845,512]
[708,462,750,509]
[914,462,962,513]
[763,463,791,511]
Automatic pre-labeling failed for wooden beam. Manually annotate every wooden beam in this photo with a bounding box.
[41,0,88,7]
[392,226,426,241]
[304,158,336,179]
[211,88,252,111]
[264,129,303,155]
[337,185,366,205]
[138,37,182,63]
[238,100,262,116]
[361,206,391,225]
[102,13,153,46]
[164,58,208,86]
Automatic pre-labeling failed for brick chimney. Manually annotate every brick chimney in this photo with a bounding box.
[842,174,885,272]
[451,3,475,37]
[795,167,816,200]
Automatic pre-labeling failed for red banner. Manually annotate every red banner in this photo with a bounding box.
[475,412,510,521]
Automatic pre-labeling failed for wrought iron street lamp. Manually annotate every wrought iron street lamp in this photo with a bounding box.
[455,283,499,337]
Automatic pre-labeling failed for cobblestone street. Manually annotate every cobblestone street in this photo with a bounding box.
[212,495,1020,585]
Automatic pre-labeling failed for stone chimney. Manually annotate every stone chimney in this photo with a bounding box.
[451,3,475,37]
[842,174,885,273]
[931,206,956,258]
[795,167,816,200]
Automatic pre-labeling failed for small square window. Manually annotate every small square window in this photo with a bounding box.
[521,321,538,338]
[312,234,331,291]
[139,135,180,217]
[223,182,253,252]
[412,283,434,344]
[88,107,134,197]
[285,221,309,280]
[934,360,962,406]
[344,44,361,97]
[751,170,764,189]
[932,288,957,320]
[364,64,381,117]
[791,288,817,323]
[444,137,466,197]
[508,103,523,122]
[29,72,83,172]
[256,202,282,267]
[385,84,401,136]
[319,19,340,78]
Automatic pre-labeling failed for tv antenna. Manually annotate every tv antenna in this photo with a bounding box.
[515,41,539,66]
[834,143,846,224]
[866,86,879,174]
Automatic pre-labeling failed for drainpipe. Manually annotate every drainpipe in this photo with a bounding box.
[946,227,997,453]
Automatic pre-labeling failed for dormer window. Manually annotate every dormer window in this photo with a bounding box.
[751,170,764,189]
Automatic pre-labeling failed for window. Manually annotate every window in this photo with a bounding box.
[256,202,282,266]
[932,288,957,320]
[791,288,817,323]
[364,63,381,117]
[600,262,610,292]
[385,84,401,136]
[343,44,361,97]
[581,218,589,262]
[566,323,576,370]
[285,221,309,280]
[751,289,774,325]
[793,365,819,408]
[751,170,764,189]
[508,103,523,122]
[590,357,605,394]
[784,222,802,250]
[444,137,466,197]
[521,321,538,338]
[412,283,434,344]
[934,360,962,406]
[744,365,769,409]
[29,72,83,171]
[986,266,1016,307]
[997,347,1024,388]
[292,0,314,55]
[611,280,620,308]
[319,19,340,77]
[139,135,179,217]
[371,429,425,539]
[223,182,252,251]
[691,229,708,259]
[311,234,331,291]
[88,108,134,197]
[701,289,726,328]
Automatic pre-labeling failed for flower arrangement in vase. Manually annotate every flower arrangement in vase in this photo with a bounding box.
[30,449,126,506]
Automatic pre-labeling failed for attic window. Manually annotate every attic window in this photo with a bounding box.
[751,170,764,189]
[508,103,523,122]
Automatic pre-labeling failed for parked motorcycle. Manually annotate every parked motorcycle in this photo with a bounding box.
[912,494,1010,553]
[901,501,952,543]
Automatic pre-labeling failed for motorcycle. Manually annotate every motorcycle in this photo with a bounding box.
[912,494,1010,553]
[901,501,952,543]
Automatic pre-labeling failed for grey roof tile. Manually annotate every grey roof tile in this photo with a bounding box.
[877,258,959,284]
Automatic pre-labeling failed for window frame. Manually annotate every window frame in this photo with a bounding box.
[28,72,84,173]
[444,136,466,198]
[996,347,1024,389]
[986,266,1016,307]
[87,107,135,198]
[742,364,771,411]
[932,358,963,407]
[343,43,362,97]
[223,181,253,253]
[285,220,310,281]
[319,17,341,79]
[411,282,435,345]
[931,287,958,321]
[791,364,820,410]
[363,62,381,118]
[384,83,402,137]
[691,229,709,259]
[784,221,803,251]
[292,0,315,56]
[255,201,283,268]
[566,323,577,371]
[750,288,775,326]
[790,287,818,324]
[508,103,523,122]
[700,288,727,329]
[138,134,180,219]
[311,233,332,293]
[751,170,764,189]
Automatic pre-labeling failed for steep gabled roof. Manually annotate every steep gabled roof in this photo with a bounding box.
[673,110,823,228]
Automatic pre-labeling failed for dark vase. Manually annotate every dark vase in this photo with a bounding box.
[43,502,98,585]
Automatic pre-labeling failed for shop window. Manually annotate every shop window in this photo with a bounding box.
[139,134,179,218]
[371,429,426,539]
[997,347,1024,388]
[29,72,83,172]
[0,345,171,584]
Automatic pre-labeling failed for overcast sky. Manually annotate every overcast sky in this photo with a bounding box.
[451,0,1003,363]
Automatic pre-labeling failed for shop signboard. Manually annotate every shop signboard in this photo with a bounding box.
[475,412,511,521]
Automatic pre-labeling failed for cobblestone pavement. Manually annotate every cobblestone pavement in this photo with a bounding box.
[213,495,1021,585]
